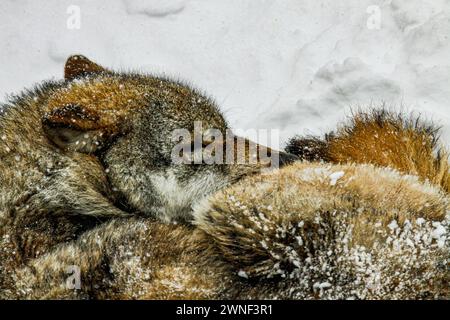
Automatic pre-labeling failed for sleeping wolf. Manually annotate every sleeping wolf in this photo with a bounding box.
[0,55,295,267]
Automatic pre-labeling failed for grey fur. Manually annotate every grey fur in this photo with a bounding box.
[0,55,294,270]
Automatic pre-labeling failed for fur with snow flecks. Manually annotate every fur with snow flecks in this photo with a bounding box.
[195,161,449,299]
[4,162,449,299]
[286,109,450,193]
[4,218,234,300]
[0,54,276,273]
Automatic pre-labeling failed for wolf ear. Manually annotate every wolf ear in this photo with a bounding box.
[64,55,109,81]
[42,104,115,153]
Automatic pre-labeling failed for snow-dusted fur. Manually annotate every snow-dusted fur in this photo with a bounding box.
[196,162,449,299]
[286,109,450,193]
[1,56,448,300]
[0,55,296,299]
[3,219,231,299]
[0,55,284,278]
[4,162,448,299]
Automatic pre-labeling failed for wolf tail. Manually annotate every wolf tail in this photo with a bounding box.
[286,108,450,193]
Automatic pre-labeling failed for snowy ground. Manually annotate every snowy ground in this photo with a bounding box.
[1,0,449,148]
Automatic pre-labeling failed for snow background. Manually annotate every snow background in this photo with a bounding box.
[1,0,449,148]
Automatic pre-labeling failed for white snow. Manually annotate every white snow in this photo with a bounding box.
[329,171,345,186]
[431,222,447,247]
[416,217,426,225]
[432,222,446,238]
[1,0,449,148]
[388,220,399,231]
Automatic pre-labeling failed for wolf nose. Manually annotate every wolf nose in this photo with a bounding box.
[278,151,299,167]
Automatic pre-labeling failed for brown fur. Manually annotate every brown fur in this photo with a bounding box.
[286,109,450,193]
[4,162,448,300]
[1,56,448,300]
[64,55,109,81]
[5,220,231,300]
[0,55,295,298]
[0,55,283,276]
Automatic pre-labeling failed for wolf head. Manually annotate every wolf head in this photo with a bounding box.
[42,55,297,222]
